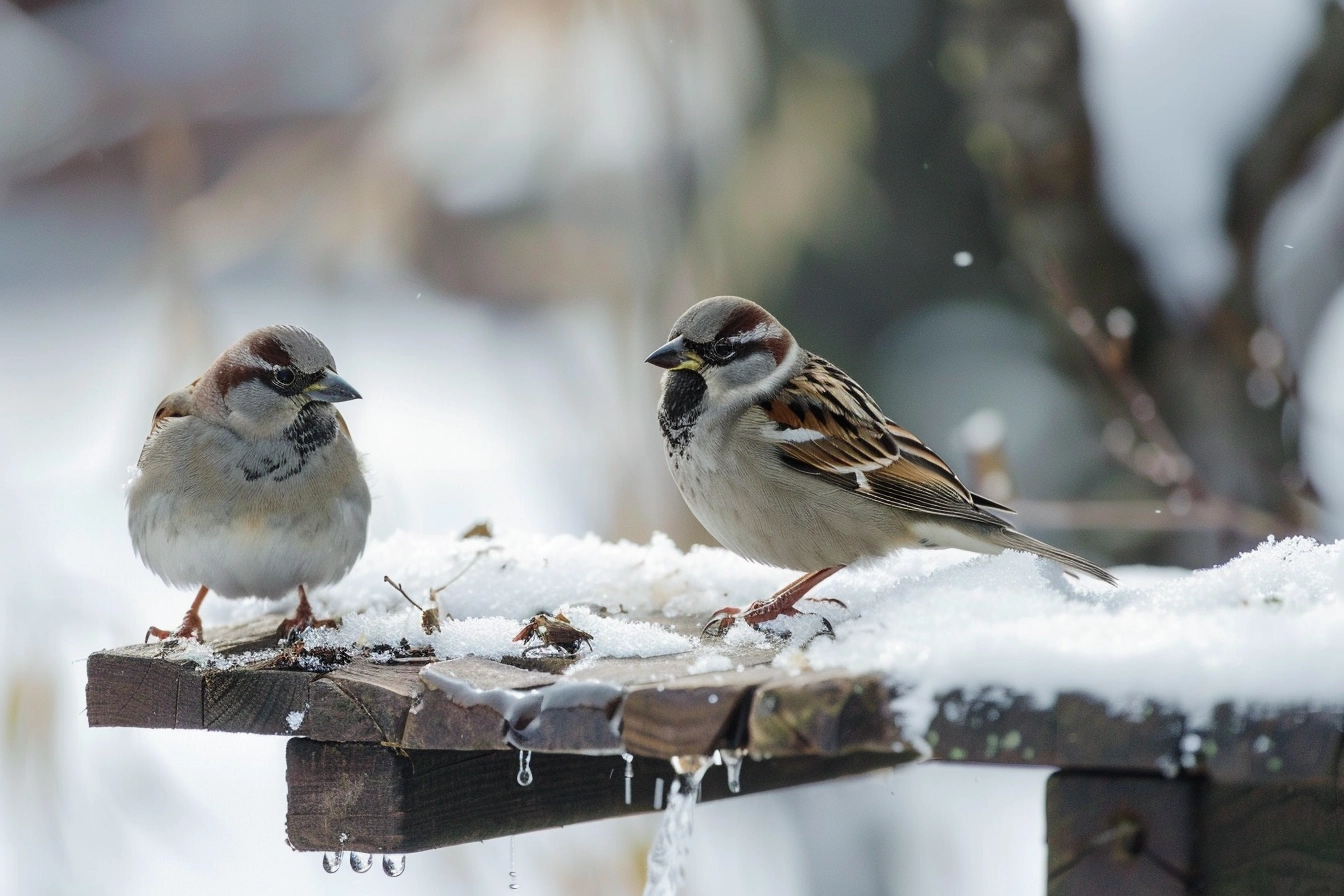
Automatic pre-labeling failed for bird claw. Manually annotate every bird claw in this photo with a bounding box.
[144,611,205,643]
[277,613,339,640]
[702,606,743,637]
[702,600,838,640]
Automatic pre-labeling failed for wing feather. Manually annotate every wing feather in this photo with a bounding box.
[137,380,198,466]
[760,354,1012,524]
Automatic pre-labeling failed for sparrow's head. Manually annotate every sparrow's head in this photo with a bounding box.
[645,297,797,400]
[197,325,360,436]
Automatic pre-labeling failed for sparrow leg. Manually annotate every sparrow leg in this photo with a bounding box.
[704,566,844,636]
[277,584,339,638]
[145,585,209,642]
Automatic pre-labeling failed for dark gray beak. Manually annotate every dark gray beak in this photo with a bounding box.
[644,335,702,371]
[304,370,362,403]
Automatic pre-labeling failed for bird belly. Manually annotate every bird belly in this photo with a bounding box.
[131,493,368,598]
[667,432,914,571]
[127,431,371,598]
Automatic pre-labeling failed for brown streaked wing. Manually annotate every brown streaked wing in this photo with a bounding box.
[762,358,1010,524]
[137,380,198,465]
[335,409,354,442]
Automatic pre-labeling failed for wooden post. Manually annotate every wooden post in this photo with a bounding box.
[1047,772,1344,895]
[1046,772,1198,895]
[1199,782,1344,895]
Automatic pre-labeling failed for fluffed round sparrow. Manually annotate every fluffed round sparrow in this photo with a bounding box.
[646,296,1116,634]
[128,325,370,641]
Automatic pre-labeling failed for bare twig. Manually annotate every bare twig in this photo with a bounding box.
[383,576,424,611]
[1036,261,1301,541]
[1042,259,1198,492]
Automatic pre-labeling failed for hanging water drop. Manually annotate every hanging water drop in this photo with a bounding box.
[321,851,344,874]
[517,749,534,786]
[721,750,744,794]
[508,835,519,890]
[382,855,406,877]
[623,752,635,805]
[349,852,373,873]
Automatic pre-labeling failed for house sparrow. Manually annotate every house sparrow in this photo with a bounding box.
[128,325,370,641]
[646,296,1116,634]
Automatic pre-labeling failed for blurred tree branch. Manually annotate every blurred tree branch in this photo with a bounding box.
[1226,1,1344,302]
[940,0,1314,564]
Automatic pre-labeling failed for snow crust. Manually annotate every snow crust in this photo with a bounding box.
[207,528,1344,725]
[805,536,1344,726]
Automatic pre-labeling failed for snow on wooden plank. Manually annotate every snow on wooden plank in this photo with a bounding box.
[85,616,1344,786]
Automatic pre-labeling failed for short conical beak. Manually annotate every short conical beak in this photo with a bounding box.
[304,370,361,402]
[644,335,701,371]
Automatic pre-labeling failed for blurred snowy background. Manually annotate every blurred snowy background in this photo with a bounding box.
[3,0,1344,892]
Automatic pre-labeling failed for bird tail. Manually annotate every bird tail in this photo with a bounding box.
[989,528,1117,585]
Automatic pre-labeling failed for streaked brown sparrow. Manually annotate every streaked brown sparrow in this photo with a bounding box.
[128,325,370,640]
[646,296,1115,634]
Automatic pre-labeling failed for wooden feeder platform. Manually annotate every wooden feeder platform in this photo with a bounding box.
[87,613,1344,894]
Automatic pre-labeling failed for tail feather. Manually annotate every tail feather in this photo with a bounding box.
[989,528,1118,586]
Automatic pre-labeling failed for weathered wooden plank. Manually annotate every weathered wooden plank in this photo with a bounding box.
[1054,694,1186,772]
[621,666,777,759]
[85,615,290,729]
[284,739,910,852]
[305,661,427,744]
[1199,781,1344,895]
[86,650,203,729]
[748,672,905,758]
[419,661,628,756]
[406,659,558,751]
[204,669,316,735]
[926,688,1058,766]
[1204,703,1344,785]
[1047,772,1198,896]
[504,680,626,753]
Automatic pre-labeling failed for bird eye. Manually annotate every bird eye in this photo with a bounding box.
[274,368,296,386]
[713,338,737,361]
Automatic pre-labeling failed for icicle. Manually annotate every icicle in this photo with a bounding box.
[321,851,343,873]
[517,749,534,786]
[508,836,519,890]
[623,752,635,805]
[653,777,665,810]
[642,757,712,896]
[382,855,406,877]
[720,749,745,794]
[349,852,373,873]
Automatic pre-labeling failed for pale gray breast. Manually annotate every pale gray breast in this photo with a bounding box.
[668,406,915,570]
[129,413,370,595]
